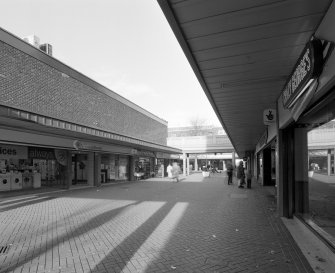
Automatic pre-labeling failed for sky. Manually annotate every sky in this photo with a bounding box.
[0,0,222,128]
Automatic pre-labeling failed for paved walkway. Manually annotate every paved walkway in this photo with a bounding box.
[0,173,314,273]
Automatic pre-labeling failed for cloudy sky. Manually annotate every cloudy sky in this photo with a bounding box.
[1,0,222,128]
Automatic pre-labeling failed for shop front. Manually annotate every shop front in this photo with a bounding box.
[100,153,130,183]
[0,144,70,191]
[133,151,156,180]
[275,32,335,247]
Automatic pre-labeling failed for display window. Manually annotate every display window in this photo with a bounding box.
[118,156,129,181]
[155,159,165,177]
[308,119,335,240]
[101,154,130,183]
[135,157,154,179]
[0,145,68,191]
[101,154,116,183]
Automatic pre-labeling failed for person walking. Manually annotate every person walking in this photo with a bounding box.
[237,161,245,188]
[226,162,233,185]
[172,162,180,182]
[167,163,173,181]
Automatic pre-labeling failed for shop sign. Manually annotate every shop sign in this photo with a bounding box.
[28,147,56,160]
[137,150,156,157]
[263,109,276,125]
[55,149,68,166]
[0,144,28,159]
[282,39,323,109]
[73,140,102,151]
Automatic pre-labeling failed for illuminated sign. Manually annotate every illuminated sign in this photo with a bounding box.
[282,39,323,109]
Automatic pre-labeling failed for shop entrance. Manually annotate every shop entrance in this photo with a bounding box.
[72,153,88,185]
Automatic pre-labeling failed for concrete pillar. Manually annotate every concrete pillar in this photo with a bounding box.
[294,127,309,215]
[183,153,187,176]
[327,149,331,176]
[232,151,236,168]
[94,153,101,187]
[65,150,72,189]
[129,156,135,181]
[87,152,94,186]
[187,154,190,176]
[194,154,198,171]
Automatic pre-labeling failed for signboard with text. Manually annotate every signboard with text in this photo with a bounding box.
[282,39,323,109]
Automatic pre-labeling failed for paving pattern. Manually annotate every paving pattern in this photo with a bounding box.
[0,173,314,273]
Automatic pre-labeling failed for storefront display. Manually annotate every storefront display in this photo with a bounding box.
[101,154,116,183]
[118,156,129,180]
[0,144,71,191]
[101,154,130,183]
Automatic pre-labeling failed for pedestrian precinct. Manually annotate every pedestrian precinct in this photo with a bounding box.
[237,161,245,188]
[226,162,233,185]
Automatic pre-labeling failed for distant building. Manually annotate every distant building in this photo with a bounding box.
[23,34,53,56]
[168,126,225,137]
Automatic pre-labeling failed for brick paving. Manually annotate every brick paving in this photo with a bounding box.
[0,173,314,273]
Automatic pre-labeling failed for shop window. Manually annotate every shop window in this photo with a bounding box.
[101,154,116,183]
[307,119,335,240]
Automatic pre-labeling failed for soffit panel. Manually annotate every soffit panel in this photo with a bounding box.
[161,0,332,156]
[179,1,329,39]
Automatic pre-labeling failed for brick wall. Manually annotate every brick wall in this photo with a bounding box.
[0,41,167,145]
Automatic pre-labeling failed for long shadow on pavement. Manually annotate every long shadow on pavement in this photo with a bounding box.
[91,201,176,273]
[0,201,140,273]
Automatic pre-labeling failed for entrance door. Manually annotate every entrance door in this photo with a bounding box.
[72,153,88,185]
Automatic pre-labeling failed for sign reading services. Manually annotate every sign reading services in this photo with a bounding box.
[0,144,28,159]
[282,39,323,109]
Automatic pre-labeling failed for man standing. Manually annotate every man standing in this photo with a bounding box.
[226,162,233,185]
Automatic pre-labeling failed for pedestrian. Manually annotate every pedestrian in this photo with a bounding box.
[172,162,180,182]
[237,161,245,188]
[167,163,173,181]
[226,162,233,185]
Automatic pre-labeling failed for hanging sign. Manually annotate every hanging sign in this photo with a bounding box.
[55,149,68,166]
[282,39,323,109]
[263,109,276,125]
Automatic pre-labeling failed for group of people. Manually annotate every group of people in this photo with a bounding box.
[166,162,181,182]
[226,161,252,188]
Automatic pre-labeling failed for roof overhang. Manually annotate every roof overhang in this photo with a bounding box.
[158,0,333,157]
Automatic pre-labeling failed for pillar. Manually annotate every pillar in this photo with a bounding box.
[183,153,187,176]
[327,149,331,176]
[129,156,135,181]
[87,152,94,186]
[294,127,309,214]
[65,150,72,189]
[194,154,198,171]
[232,151,236,168]
[278,127,295,218]
[187,154,190,176]
[94,153,101,187]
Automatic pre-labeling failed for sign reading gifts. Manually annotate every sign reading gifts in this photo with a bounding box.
[282,39,323,109]
[0,144,28,159]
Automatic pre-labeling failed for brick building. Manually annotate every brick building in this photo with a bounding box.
[0,27,180,192]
